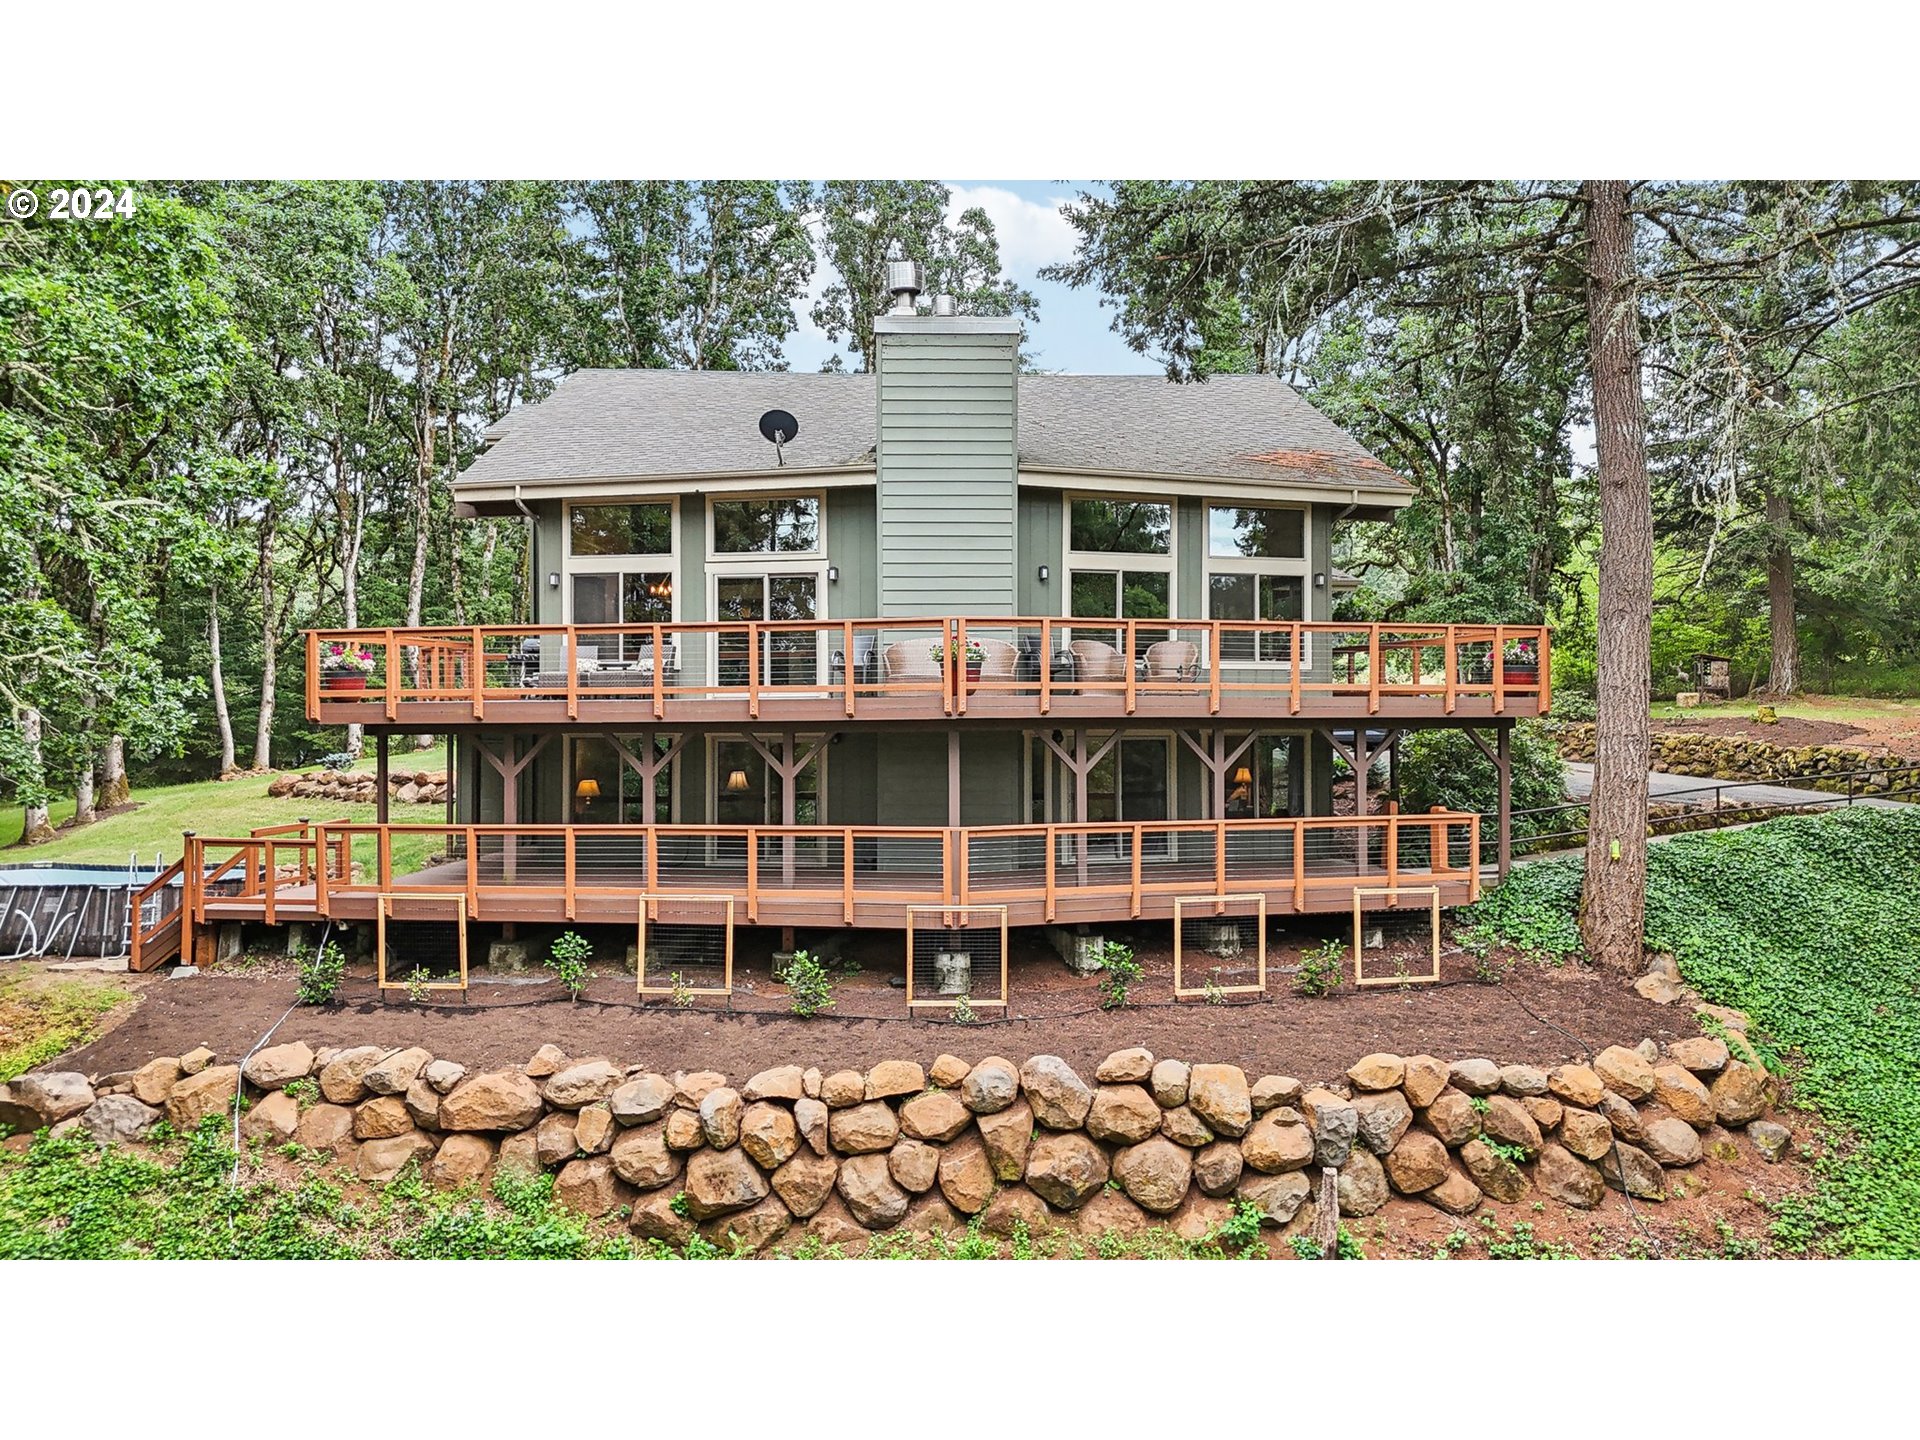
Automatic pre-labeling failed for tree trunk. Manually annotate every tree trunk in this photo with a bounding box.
[99,735,129,809]
[1577,180,1654,972]
[1765,490,1800,696]
[208,579,237,775]
[252,507,279,772]
[17,707,55,845]
[73,759,97,827]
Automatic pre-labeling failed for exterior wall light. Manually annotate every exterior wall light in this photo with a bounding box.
[1038,564,1050,582]
[827,565,839,583]
[1313,572,1327,588]
[547,571,561,589]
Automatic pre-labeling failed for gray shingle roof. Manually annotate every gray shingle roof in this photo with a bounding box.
[460,369,1407,494]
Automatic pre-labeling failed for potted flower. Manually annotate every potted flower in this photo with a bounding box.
[322,642,377,692]
[1501,637,1540,685]
[931,637,987,693]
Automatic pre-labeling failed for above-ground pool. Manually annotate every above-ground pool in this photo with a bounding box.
[0,859,176,960]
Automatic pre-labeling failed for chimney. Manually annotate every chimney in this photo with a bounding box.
[871,258,1022,618]
[885,257,923,314]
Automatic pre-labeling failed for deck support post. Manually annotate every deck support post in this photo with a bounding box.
[1038,728,1122,888]
[474,733,552,882]
[947,729,961,829]
[375,732,390,825]
[741,730,827,888]
[1317,724,1402,874]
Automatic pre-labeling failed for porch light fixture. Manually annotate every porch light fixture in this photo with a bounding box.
[827,565,839,583]
[547,571,561,589]
[725,768,750,793]
[1037,564,1050,582]
[1313,572,1327,588]
[1232,766,1253,786]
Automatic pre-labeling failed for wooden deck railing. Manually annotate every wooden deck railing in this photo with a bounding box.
[305,619,1549,722]
[181,810,1482,932]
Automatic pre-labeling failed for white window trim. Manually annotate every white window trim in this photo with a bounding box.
[1203,499,1312,669]
[706,490,827,563]
[561,498,681,627]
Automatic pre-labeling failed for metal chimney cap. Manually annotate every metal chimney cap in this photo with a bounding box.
[932,293,956,317]
[886,258,923,313]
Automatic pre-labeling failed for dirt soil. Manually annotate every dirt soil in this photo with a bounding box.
[58,922,1688,1085]
[1657,707,1920,759]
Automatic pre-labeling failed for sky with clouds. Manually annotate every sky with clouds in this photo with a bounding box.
[781,180,1161,376]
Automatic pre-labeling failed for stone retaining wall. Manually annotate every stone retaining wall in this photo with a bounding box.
[1,1029,1791,1253]
[266,768,450,806]
[1556,724,1919,794]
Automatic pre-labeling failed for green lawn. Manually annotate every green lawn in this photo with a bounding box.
[0,744,448,866]
[1650,694,1920,726]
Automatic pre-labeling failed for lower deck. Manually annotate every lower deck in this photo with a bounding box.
[150,811,1481,969]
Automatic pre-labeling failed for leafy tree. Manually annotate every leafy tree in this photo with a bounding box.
[810,182,1036,370]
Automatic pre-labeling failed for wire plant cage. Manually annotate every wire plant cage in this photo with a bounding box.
[1172,893,1268,998]
[635,893,735,1000]
[904,905,1009,1011]
[376,892,469,992]
[1350,886,1441,987]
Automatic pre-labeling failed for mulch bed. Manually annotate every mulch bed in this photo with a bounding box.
[60,922,1689,1086]
[1658,715,1869,749]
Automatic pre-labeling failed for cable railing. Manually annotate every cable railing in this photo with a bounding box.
[305,619,1550,722]
[180,809,1481,932]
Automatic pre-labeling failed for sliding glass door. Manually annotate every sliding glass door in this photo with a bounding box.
[714,572,821,687]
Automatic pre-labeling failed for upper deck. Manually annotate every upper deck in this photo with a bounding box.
[307,618,1549,729]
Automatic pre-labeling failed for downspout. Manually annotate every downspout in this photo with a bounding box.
[512,485,537,625]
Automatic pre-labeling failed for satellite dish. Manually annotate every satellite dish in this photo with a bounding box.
[758,409,799,468]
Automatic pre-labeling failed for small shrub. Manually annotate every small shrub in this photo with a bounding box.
[1293,938,1344,997]
[783,950,835,1017]
[404,967,433,1004]
[550,931,593,1001]
[1095,940,1140,1010]
[668,972,694,1009]
[296,942,346,1006]
[318,750,359,770]
[1203,970,1227,1006]
[951,992,978,1026]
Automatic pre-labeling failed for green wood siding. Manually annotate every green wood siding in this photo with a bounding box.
[875,327,1020,616]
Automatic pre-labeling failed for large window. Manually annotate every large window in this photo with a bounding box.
[1066,495,1175,658]
[714,572,820,687]
[1069,499,1171,555]
[712,739,822,825]
[1208,505,1305,560]
[1225,734,1299,820]
[571,503,673,557]
[567,735,675,824]
[566,501,676,663]
[712,496,819,555]
[1206,502,1308,663]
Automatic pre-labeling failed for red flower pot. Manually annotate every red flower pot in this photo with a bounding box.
[323,673,369,692]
